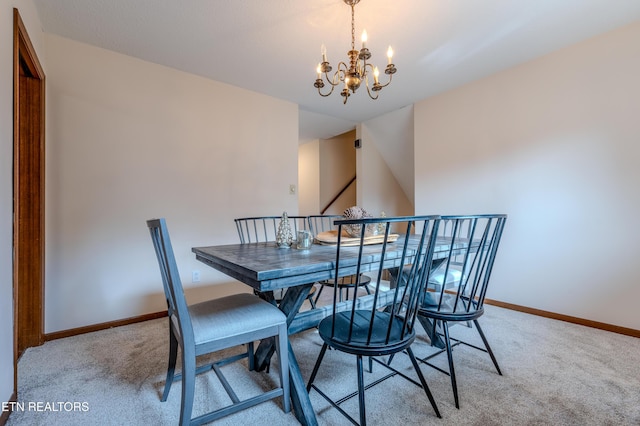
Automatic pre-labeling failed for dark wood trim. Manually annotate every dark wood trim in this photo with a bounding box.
[41,300,638,343]
[13,5,46,398]
[44,311,168,342]
[0,392,16,426]
[486,299,640,338]
[13,9,44,78]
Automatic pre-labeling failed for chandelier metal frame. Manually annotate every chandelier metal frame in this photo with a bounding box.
[314,0,396,104]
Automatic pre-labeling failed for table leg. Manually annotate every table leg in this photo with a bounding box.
[255,284,317,425]
[417,315,445,349]
[254,284,311,370]
[287,340,318,426]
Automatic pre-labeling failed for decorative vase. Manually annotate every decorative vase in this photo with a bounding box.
[276,211,294,248]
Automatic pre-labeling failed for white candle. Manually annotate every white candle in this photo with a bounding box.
[387,46,394,64]
[321,44,327,62]
[361,30,367,48]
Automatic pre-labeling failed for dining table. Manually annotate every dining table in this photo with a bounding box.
[192,234,460,425]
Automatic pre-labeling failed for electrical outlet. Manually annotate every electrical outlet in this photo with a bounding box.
[192,270,201,283]
[289,184,296,195]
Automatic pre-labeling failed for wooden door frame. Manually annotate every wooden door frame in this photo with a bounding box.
[13,7,46,389]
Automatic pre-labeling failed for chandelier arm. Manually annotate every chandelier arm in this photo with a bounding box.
[362,74,380,100]
[322,61,350,87]
[360,62,382,98]
[317,84,336,97]
[364,85,379,100]
[363,61,394,89]
[322,71,339,88]
[358,57,366,77]
[362,61,375,77]
[375,72,393,89]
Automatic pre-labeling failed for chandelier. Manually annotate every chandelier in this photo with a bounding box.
[314,0,396,104]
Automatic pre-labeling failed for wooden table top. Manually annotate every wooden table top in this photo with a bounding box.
[193,235,461,292]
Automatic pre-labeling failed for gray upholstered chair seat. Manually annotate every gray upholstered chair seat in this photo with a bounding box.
[189,293,286,345]
[428,266,462,289]
[424,267,463,306]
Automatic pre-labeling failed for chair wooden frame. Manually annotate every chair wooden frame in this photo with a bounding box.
[147,218,290,425]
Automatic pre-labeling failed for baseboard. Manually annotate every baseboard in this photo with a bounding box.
[40,301,639,342]
[0,392,17,426]
[44,311,167,341]
[485,299,640,338]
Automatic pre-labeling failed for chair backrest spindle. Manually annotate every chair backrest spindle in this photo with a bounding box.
[235,215,309,243]
[307,214,342,234]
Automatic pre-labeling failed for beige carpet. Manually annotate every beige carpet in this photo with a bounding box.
[7,304,640,425]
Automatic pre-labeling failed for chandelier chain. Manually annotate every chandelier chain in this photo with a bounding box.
[351,4,355,51]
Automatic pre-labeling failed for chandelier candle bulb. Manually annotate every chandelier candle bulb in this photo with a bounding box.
[387,46,393,64]
[321,44,327,62]
[361,30,367,48]
[374,67,379,84]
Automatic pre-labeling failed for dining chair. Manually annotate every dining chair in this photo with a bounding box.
[415,214,507,409]
[307,214,373,305]
[147,218,290,425]
[234,215,317,308]
[235,215,309,244]
[306,215,442,425]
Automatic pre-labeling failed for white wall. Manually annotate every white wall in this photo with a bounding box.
[1,0,45,410]
[414,21,640,330]
[357,123,413,218]
[298,140,320,215]
[44,34,299,333]
[361,105,415,208]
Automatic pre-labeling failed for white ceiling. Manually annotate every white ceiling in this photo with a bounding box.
[32,0,640,142]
